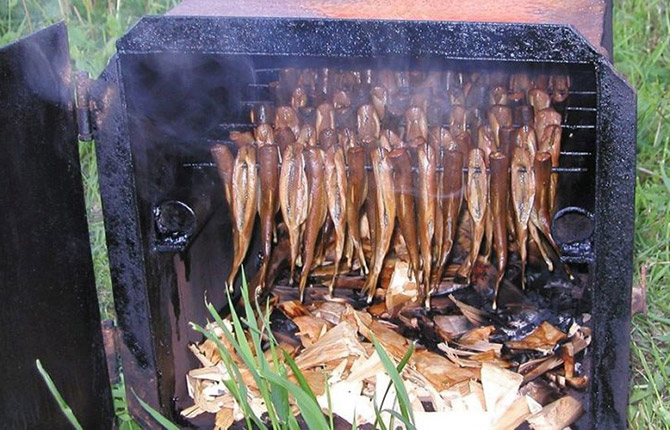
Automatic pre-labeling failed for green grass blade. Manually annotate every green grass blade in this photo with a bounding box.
[264,372,330,430]
[35,359,84,430]
[282,350,320,406]
[130,389,180,430]
[370,336,416,429]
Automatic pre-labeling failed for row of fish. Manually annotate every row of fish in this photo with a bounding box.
[212,68,572,308]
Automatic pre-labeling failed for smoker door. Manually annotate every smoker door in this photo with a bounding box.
[0,23,113,429]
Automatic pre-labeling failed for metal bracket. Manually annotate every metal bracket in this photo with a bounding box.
[75,70,93,141]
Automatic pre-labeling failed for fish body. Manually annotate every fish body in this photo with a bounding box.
[511,146,536,289]
[228,145,259,289]
[325,145,348,295]
[457,148,488,283]
[417,143,438,301]
[345,146,369,274]
[538,124,562,212]
[388,148,421,281]
[433,150,464,305]
[363,147,396,302]
[279,144,309,285]
[211,144,235,208]
[257,145,281,292]
[489,152,509,308]
[357,104,381,139]
[298,147,328,301]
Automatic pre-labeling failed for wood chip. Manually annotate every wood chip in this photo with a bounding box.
[294,320,366,369]
[279,300,312,319]
[492,395,542,430]
[526,395,583,430]
[433,315,474,341]
[449,294,490,326]
[505,321,567,354]
[214,407,235,430]
[459,325,495,345]
[385,260,420,315]
[349,309,411,360]
[292,315,331,347]
[412,350,478,391]
[481,363,523,420]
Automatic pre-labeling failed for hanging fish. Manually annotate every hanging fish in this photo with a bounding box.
[298,147,328,301]
[227,145,258,290]
[489,151,509,309]
[257,145,281,293]
[433,149,464,307]
[388,148,421,281]
[363,147,396,303]
[417,143,438,301]
[325,145,348,296]
[457,148,488,283]
[279,144,309,285]
[345,146,369,274]
[511,146,535,290]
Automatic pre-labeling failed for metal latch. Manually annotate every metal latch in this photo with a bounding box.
[74,71,93,142]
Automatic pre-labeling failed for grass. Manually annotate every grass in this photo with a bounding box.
[614,1,670,428]
[1,0,669,428]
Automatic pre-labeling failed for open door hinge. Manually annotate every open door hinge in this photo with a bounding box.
[75,70,93,142]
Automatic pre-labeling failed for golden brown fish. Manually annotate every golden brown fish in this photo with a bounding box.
[357,104,381,139]
[229,131,255,148]
[449,105,467,136]
[489,152,509,309]
[363,147,396,303]
[405,106,428,141]
[549,75,570,103]
[210,144,235,208]
[428,126,455,151]
[388,148,421,281]
[345,146,369,274]
[228,145,258,289]
[298,147,328,301]
[510,146,535,290]
[528,88,551,113]
[538,124,562,212]
[514,105,535,127]
[297,124,317,147]
[489,86,508,106]
[529,152,556,272]
[291,87,308,110]
[477,125,496,261]
[274,106,301,138]
[279,144,309,285]
[325,145,348,296]
[509,73,533,104]
[254,124,274,147]
[487,105,513,149]
[316,103,335,136]
[456,148,488,283]
[433,150,464,306]
[534,108,562,149]
[371,86,388,121]
[498,126,518,239]
[514,125,538,160]
[257,144,281,292]
[417,143,438,300]
[380,128,404,150]
[274,127,296,154]
[318,128,338,150]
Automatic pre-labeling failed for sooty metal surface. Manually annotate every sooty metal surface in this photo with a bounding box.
[0,23,113,429]
[92,16,635,430]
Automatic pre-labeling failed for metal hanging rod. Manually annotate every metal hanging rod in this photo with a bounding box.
[181,161,587,174]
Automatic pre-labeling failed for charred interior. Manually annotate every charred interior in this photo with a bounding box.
[93,17,635,430]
